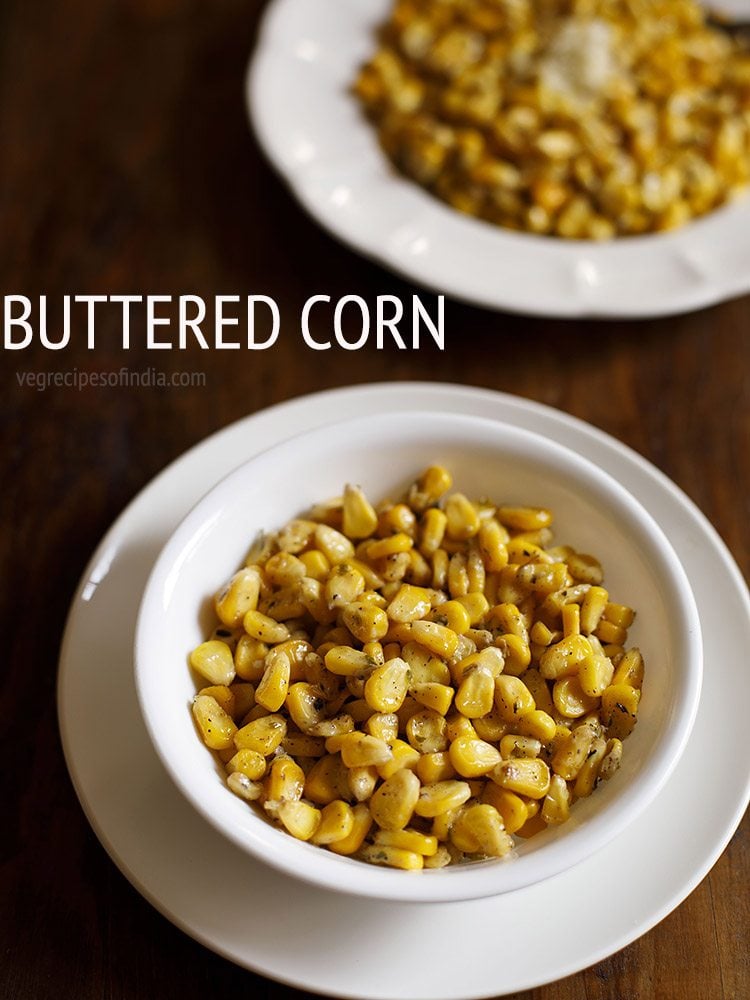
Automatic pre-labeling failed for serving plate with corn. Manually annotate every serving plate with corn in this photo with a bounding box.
[60,382,748,997]
[248,0,750,316]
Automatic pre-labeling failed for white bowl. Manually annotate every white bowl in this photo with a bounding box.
[135,411,702,903]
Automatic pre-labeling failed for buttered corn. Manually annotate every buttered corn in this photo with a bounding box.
[188,465,645,870]
[354,0,750,238]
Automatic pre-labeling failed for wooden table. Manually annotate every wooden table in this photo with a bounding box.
[2,2,748,997]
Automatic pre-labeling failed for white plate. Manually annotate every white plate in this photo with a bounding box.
[247,0,750,318]
[58,383,750,999]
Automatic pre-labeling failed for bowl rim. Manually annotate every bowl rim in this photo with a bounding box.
[134,410,702,903]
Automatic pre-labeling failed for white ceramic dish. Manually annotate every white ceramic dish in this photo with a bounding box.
[135,411,700,903]
[58,383,750,998]
[247,0,750,318]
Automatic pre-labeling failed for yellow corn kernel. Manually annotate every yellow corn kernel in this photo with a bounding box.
[255,651,291,712]
[490,758,550,799]
[488,602,528,641]
[595,619,628,645]
[603,602,636,628]
[409,465,453,511]
[364,656,410,713]
[234,635,268,683]
[324,645,372,676]
[612,648,644,689]
[275,799,321,841]
[599,738,623,781]
[445,713,477,742]
[574,736,607,798]
[516,709,557,744]
[359,844,424,870]
[192,695,237,750]
[428,599,471,634]
[285,682,326,732]
[347,765,378,802]
[264,552,306,587]
[579,650,615,698]
[198,684,235,717]
[234,713,286,755]
[365,712,399,743]
[481,785,528,834]
[341,483,378,539]
[362,639,385,665]
[308,714,355,738]
[374,827,438,856]
[299,578,336,625]
[420,508,448,556]
[552,676,598,719]
[472,707,507,743]
[377,738,421,780]
[567,552,604,585]
[311,800,355,845]
[416,750,455,784]
[341,601,389,644]
[414,780,472,817]
[265,756,305,802]
[431,549,449,590]
[542,774,571,824]
[455,666,495,718]
[325,564,366,610]
[378,502,417,538]
[580,586,609,634]
[190,640,236,687]
[299,549,330,581]
[494,633,531,676]
[329,803,373,855]
[407,548,433,586]
[539,634,592,680]
[281,733,326,758]
[515,561,568,596]
[335,732,391,769]
[304,755,347,804]
[369,767,421,830]
[215,568,261,627]
[378,552,412,583]
[315,524,355,563]
[411,620,459,658]
[478,519,509,572]
[259,586,305,621]
[227,771,263,801]
[466,546,486,594]
[243,610,290,645]
[384,620,415,645]
[401,642,450,687]
[497,506,553,531]
[600,683,641,739]
[348,557,385,590]
[387,583,433,623]
[562,602,580,637]
[226,748,267,780]
[450,646,505,685]
[551,723,596,780]
[454,803,513,858]
[444,492,481,540]
[494,674,535,722]
[412,682,455,716]
[449,735,502,777]
[275,518,317,553]
[455,591,489,625]
[499,734,541,759]
[406,709,448,754]
[530,620,555,646]
[447,552,469,597]
[366,533,414,560]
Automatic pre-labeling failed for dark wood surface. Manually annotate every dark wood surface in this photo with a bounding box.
[1,2,748,998]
